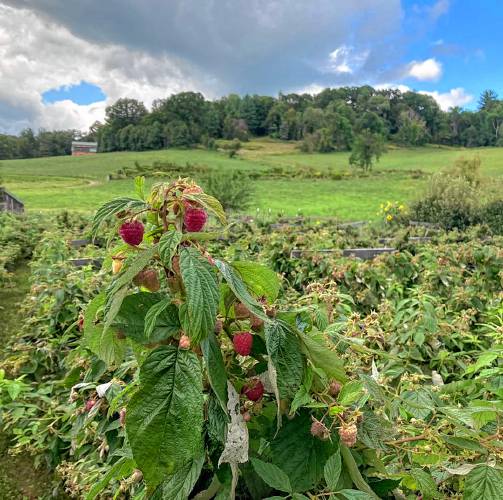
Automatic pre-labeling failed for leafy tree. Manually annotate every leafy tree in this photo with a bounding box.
[105,98,148,130]
[395,110,429,146]
[478,89,498,111]
[349,131,386,171]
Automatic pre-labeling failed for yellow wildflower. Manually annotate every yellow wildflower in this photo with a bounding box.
[386,214,393,222]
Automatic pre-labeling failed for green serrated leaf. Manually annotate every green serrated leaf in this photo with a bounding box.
[92,197,147,237]
[265,320,305,399]
[325,450,342,491]
[126,346,204,488]
[337,489,375,499]
[215,259,268,320]
[84,292,126,366]
[114,293,180,344]
[298,331,346,383]
[405,468,439,499]
[251,458,292,493]
[159,230,182,268]
[231,261,280,302]
[201,332,228,414]
[180,247,220,343]
[144,297,180,341]
[338,381,365,406]
[150,453,205,500]
[464,465,503,500]
[270,412,337,492]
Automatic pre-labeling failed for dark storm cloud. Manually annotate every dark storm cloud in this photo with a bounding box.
[2,0,403,94]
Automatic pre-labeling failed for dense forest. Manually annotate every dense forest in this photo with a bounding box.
[1,87,502,159]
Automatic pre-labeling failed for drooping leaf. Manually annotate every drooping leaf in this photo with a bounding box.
[251,458,292,494]
[201,332,228,413]
[265,320,304,399]
[92,197,147,237]
[270,411,337,492]
[404,468,439,499]
[231,261,280,302]
[401,389,435,420]
[324,450,342,491]
[126,346,203,488]
[338,381,365,406]
[84,292,126,366]
[144,297,179,340]
[159,230,182,268]
[114,293,180,344]
[298,330,346,382]
[180,247,219,343]
[215,259,268,320]
[464,465,503,500]
[150,453,205,500]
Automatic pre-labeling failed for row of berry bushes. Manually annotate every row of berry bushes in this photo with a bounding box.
[1,194,502,498]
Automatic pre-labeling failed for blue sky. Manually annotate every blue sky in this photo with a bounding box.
[43,82,106,106]
[400,0,503,106]
[0,0,502,133]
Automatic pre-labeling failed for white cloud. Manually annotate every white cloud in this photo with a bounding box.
[326,45,369,74]
[419,88,473,111]
[374,82,411,93]
[0,4,208,133]
[406,58,442,81]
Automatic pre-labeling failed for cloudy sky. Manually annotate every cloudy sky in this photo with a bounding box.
[0,0,501,133]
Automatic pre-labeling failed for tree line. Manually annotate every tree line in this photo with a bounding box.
[1,87,502,160]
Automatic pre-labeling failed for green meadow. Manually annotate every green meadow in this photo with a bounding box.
[1,139,502,219]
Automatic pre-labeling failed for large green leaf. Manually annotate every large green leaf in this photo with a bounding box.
[159,230,182,268]
[464,465,503,500]
[104,245,159,330]
[144,297,180,341]
[150,453,205,500]
[126,346,204,488]
[92,197,147,237]
[405,468,439,499]
[215,259,268,320]
[270,412,336,492]
[298,330,346,382]
[180,247,219,343]
[232,261,280,302]
[251,458,292,493]
[337,490,375,499]
[114,293,180,344]
[201,332,228,414]
[84,293,126,366]
[324,450,342,491]
[401,389,435,420]
[265,320,305,399]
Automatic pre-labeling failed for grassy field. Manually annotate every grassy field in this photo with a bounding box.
[1,138,502,219]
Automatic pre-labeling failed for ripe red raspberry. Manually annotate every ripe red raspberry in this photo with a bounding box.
[119,220,144,246]
[184,207,207,232]
[310,418,330,440]
[339,424,358,447]
[242,379,264,402]
[233,331,253,356]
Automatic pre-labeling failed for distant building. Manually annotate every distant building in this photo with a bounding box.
[0,187,24,213]
[71,141,98,156]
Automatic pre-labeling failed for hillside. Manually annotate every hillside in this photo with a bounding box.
[1,139,503,219]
